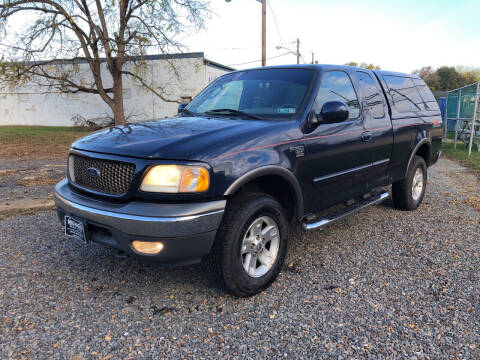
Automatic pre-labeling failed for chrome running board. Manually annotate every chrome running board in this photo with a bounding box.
[302,192,390,231]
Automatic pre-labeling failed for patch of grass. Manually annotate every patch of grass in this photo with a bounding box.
[442,141,480,173]
[445,132,455,140]
[0,126,92,160]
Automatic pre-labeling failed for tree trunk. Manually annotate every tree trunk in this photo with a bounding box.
[111,71,126,125]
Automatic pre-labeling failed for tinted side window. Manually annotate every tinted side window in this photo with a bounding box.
[356,71,385,118]
[413,78,440,112]
[384,75,423,113]
[316,71,360,119]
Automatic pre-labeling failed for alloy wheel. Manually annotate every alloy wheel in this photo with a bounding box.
[240,216,280,278]
[411,167,424,201]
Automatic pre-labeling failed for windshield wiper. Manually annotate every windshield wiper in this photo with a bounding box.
[204,108,261,120]
[178,108,197,116]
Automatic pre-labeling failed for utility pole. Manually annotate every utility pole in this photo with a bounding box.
[277,39,301,64]
[296,38,300,64]
[311,51,314,64]
[262,0,266,66]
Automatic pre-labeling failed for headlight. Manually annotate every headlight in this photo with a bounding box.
[140,165,210,193]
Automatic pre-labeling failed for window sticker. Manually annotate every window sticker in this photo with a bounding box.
[277,107,296,114]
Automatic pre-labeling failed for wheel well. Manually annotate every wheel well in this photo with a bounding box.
[228,175,298,222]
[415,143,431,165]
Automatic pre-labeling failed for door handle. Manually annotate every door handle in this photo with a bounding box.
[361,131,372,142]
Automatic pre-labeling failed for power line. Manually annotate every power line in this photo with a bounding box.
[227,52,291,67]
[299,52,307,64]
[202,45,264,50]
[201,43,292,51]
[267,0,283,44]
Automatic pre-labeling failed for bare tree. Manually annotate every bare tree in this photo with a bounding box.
[0,0,209,125]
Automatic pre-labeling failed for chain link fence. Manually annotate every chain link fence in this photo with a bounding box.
[445,82,480,154]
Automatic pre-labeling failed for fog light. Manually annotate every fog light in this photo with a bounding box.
[132,241,164,255]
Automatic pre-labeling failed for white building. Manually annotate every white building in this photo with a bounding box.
[0,53,234,126]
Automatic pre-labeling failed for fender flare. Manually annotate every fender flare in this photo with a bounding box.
[405,138,431,176]
[224,165,304,220]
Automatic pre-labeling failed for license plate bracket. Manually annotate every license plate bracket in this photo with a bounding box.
[64,216,89,244]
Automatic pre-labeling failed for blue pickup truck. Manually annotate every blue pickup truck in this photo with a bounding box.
[55,64,443,296]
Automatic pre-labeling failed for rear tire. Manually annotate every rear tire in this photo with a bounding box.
[392,155,427,211]
[213,193,289,297]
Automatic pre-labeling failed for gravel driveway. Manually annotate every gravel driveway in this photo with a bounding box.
[1,158,479,359]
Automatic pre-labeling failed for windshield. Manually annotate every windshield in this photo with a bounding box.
[185,68,316,120]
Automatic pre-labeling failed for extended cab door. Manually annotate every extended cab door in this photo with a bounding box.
[302,70,373,213]
[352,70,393,188]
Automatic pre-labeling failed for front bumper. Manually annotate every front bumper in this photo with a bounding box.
[54,179,226,265]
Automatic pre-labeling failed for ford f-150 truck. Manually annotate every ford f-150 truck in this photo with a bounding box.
[55,65,443,296]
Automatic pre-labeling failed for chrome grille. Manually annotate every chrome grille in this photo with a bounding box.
[69,155,135,195]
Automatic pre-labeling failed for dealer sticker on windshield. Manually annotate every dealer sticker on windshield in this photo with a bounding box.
[277,107,296,114]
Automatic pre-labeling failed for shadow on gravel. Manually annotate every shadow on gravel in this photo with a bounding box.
[55,238,229,296]
[379,197,395,208]
[45,220,321,300]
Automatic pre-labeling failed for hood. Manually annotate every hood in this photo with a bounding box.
[72,116,282,162]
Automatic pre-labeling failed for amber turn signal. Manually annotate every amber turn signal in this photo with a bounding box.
[179,166,209,192]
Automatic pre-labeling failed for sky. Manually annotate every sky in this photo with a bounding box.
[181,0,480,73]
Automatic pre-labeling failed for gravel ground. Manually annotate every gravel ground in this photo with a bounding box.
[1,158,479,359]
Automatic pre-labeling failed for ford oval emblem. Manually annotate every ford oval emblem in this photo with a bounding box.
[86,167,100,178]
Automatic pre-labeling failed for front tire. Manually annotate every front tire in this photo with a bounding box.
[214,193,289,297]
[392,155,427,210]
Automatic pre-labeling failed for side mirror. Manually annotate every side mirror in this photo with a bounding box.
[177,103,188,114]
[313,101,349,125]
